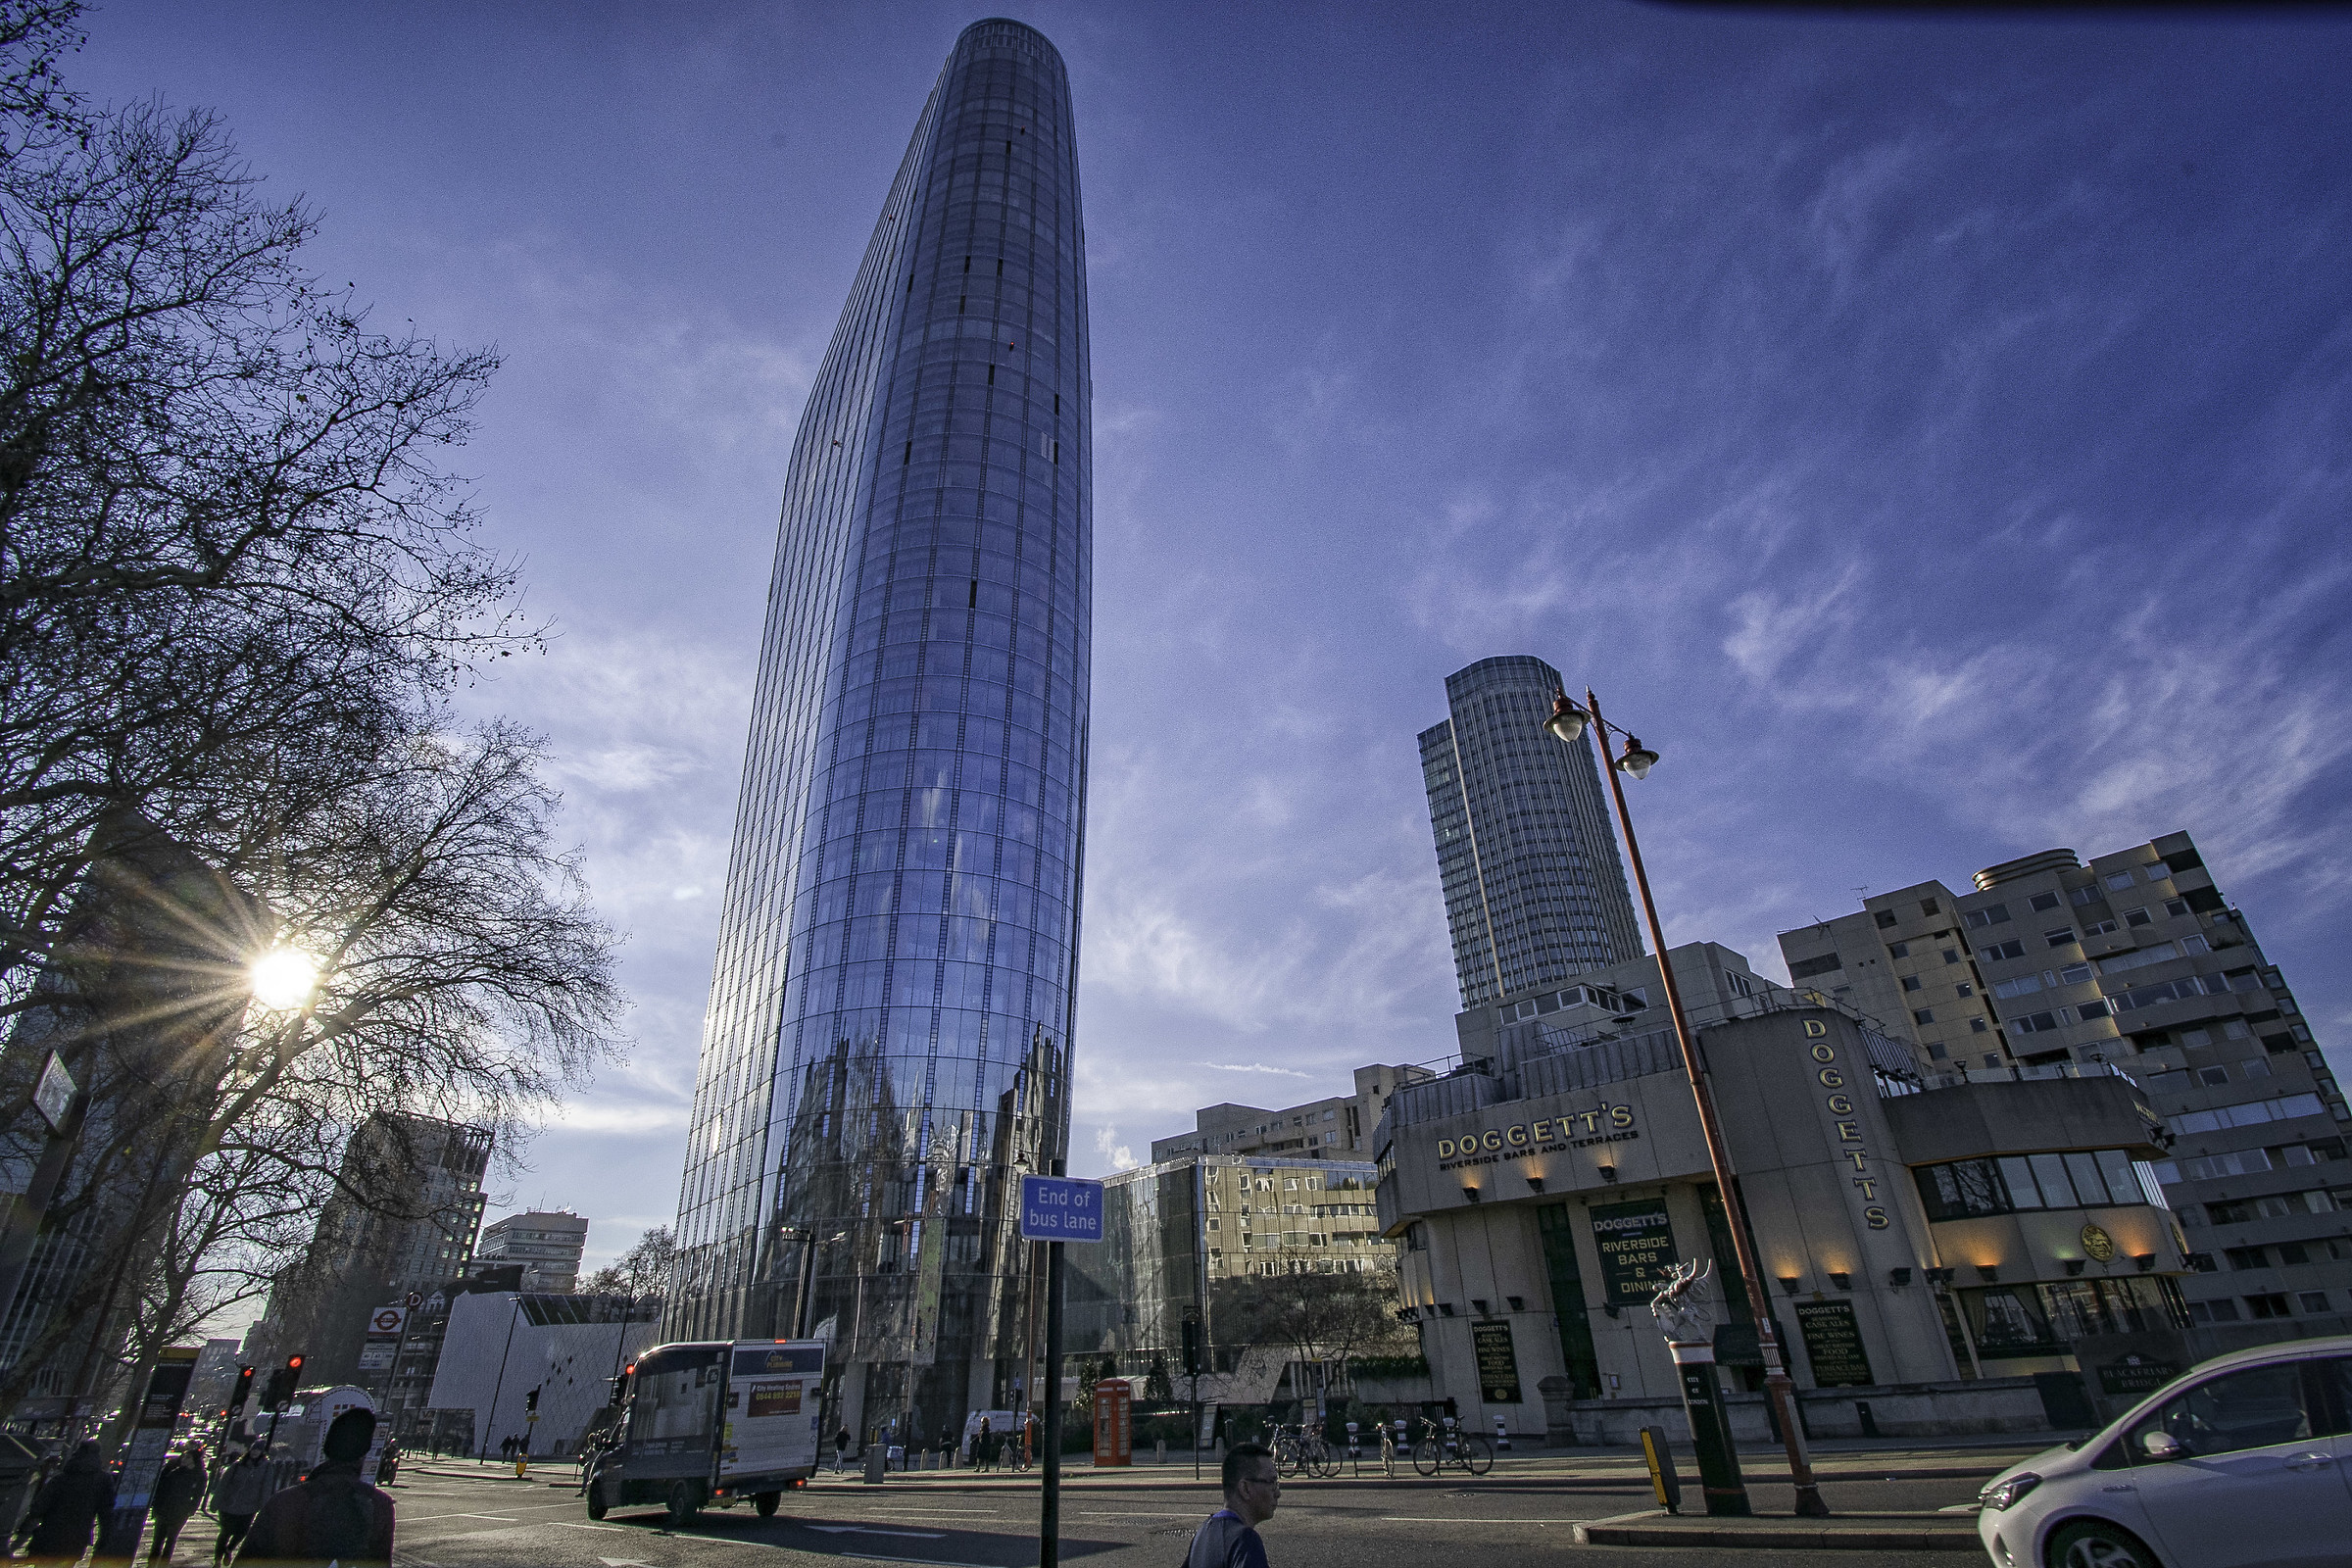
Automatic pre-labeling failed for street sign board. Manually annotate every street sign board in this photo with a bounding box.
[365,1305,408,1338]
[1017,1174,1104,1242]
[356,1342,395,1371]
[32,1052,74,1134]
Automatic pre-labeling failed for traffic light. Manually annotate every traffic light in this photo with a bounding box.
[229,1366,255,1414]
[1181,1318,1203,1379]
[262,1353,306,1413]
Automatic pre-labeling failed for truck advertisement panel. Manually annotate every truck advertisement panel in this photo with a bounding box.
[718,1342,824,1484]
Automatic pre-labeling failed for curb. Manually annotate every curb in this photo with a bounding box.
[1571,1509,1982,1552]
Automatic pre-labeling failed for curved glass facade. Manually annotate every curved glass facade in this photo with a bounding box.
[1419,656,1640,1008]
[668,20,1089,1446]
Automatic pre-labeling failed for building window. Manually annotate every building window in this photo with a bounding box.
[1913,1007,1935,1024]
[1942,948,1962,964]
[2105,873,2136,891]
[2299,1292,2330,1312]
[2044,928,2076,948]
[2225,1247,2268,1270]
[1956,983,1975,997]
[1964,905,2011,929]
[1902,975,1923,993]
[2030,892,2061,911]
[1876,911,1899,930]
[1971,1019,1989,1033]
[2124,907,2152,927]
[1982,940,2025,961]
[2245,1294,2293,1319]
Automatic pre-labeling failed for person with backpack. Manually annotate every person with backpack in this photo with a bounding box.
[236,1409,394,1565]
[14,1440,114,1567]
[1184,1444,1279,1568]
[212,1446,273,1565]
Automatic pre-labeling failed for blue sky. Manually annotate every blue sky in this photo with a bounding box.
[73,2,2352,1271]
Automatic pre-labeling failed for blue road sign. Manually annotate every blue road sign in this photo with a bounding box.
[1019,1174,1105,1243]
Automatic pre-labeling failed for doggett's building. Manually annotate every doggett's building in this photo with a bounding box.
[1374,942,2192,1441]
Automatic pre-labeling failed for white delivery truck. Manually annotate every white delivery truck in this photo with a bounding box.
[585,1340,824,1525]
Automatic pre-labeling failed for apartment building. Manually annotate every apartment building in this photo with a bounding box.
[1149,1065,1432,1164]
[475,1210,591,1295]
[1779,831,2351,1350]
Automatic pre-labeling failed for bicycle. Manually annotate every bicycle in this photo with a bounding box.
[1268,1423,1340,1480]
[1409,1418,1494,1477]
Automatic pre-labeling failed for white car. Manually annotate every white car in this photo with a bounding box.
[1977,1334,2352,1568]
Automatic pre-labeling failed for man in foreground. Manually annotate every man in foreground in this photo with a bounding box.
[237,1408,395,1564]
[1185,1443,1280,1568]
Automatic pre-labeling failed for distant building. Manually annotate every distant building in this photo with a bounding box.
[246,1114,490,1396]
[1779,831,2352,1353]
[425,1292,660,1459]
[1418,656,1643,1014]
[475,1211,589,1295]
[183,1338,244,1425]
[1064,1152,1386,1403]
[1149,1065,1432,1164]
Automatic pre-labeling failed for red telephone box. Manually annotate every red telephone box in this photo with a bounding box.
[1091,1380,1132,1467]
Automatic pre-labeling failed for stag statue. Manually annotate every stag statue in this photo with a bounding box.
[1649,1258,1717,1344]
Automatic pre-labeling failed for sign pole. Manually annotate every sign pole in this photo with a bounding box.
[1040,1235,1064,1568]
[1015,1165,1101,1568]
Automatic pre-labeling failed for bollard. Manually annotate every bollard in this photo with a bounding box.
[1155,1439,1165,1466]
[862,1444,886,1485]
[1346,1421,1359,1461]
[1493,1415,1510,1452]
[1638,1426,1684,1515]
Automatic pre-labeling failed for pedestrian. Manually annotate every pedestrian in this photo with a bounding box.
[375,1436,400,1486]
[13,1439,116,1568]
[1184,1444,1278,1568]
[150,1446,206,1562]
[834,1427,850,1472]
[974,1418,994,1473]
[212,1446,272,1566]
[236,1408,394,1566]
[1378,1422,1396,1478]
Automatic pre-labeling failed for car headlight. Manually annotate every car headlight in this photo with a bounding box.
[1978,1472,2041,1511]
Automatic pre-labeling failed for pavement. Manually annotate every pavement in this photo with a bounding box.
[358,1438,2016,1567]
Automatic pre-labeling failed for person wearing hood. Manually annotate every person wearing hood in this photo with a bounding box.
[14,1439,116,1567]
[235,1410,392,1565]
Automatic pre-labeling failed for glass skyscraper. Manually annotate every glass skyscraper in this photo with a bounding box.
[1419,656,1641,1009]
[667,20,1090,1446]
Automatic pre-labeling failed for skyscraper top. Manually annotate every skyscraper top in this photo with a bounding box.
[1419,656,1642,1009]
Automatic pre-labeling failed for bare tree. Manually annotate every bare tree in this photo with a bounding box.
[581,1225,677,1305]
[0,78,516,1014]
[3,722,624,1417]
[1207,1269,1413,1374]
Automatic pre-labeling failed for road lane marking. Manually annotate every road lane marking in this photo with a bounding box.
[455,1513,520,1521]
[557,1522,630,1532]
[1376,1516,1597,1523]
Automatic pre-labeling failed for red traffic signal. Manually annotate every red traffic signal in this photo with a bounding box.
[229,1366,255,1412]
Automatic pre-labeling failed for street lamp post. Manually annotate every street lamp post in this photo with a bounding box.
[1541,685,1830,1519]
